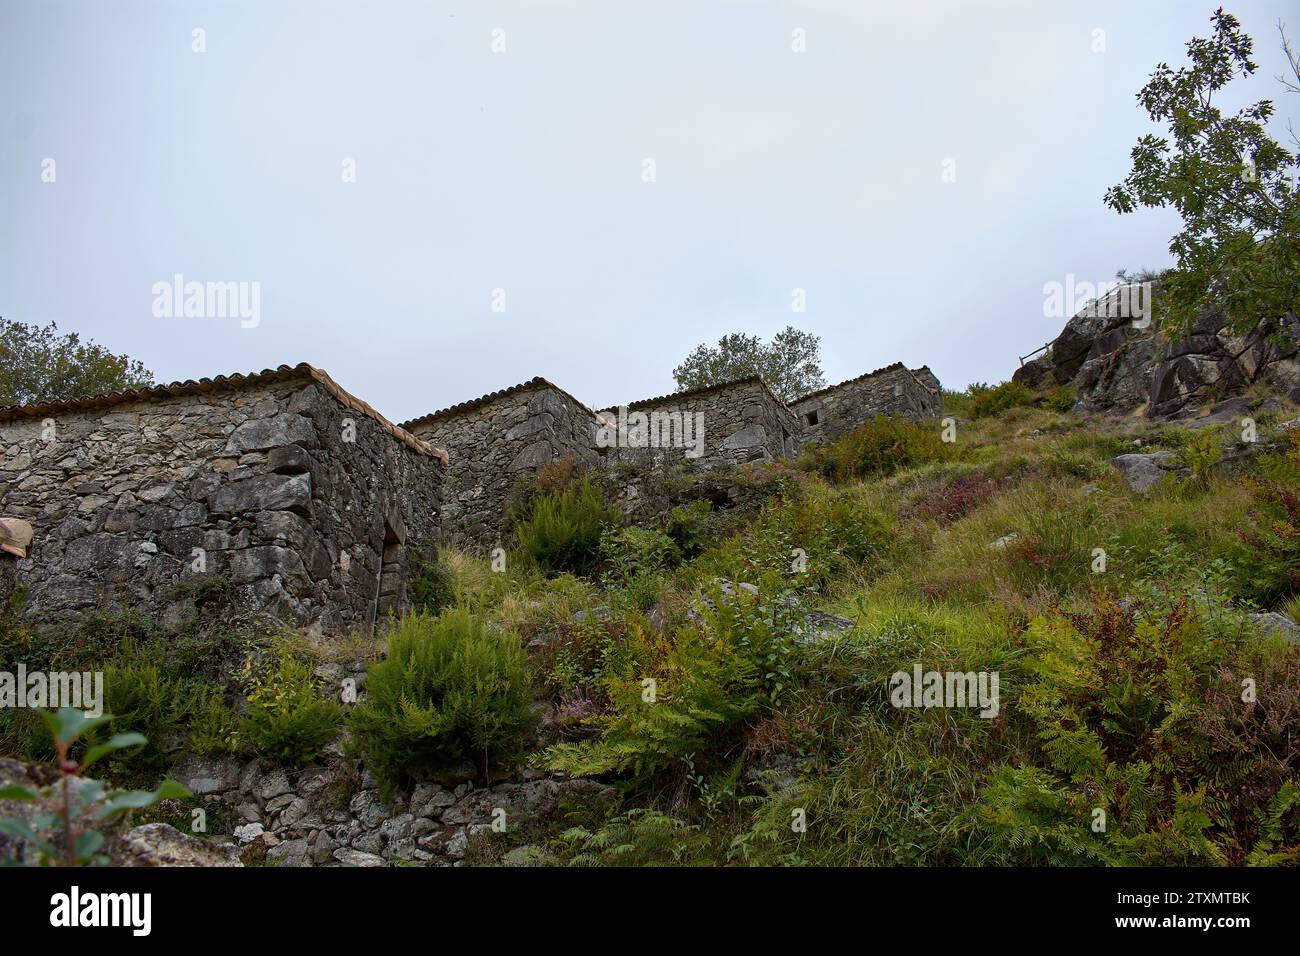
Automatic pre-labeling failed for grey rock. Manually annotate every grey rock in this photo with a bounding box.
[1110,452,1179,492]
[264,793,296,813]
[173,755,242,795]
[310,828,338,864]
[120,823,243,867]
[1252,612,1300,645]
[267,837,312,867]
[209,473,312,515]
[333,848,386,867]
[225,413,317,454]
[350,790,389,828]
[256,768,294,803]
[232,822,265,844]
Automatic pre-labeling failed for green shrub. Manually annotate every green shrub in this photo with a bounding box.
[240,655,341,766]
[100,651,190,773]
[347,609,535,795]
[665,500,712,558]
[1039,386,1075,413]
[516,477,619,577]
[717,485,896,588]
[188,684,241,757]
[408,554,456,615]
[969,380,1033,418]
[599,526,680,611]
[799,417,948,483]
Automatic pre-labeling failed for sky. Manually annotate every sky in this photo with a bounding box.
[2,0,1297,423]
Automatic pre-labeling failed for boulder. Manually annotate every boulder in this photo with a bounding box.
[1110,452,1178,492]
[119,823,243,867]
[1252,612,1300,645]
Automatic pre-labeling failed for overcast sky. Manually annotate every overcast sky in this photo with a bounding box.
[2,1,1297,422]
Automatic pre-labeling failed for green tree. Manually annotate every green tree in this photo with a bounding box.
[1104,9,1300,338]
[671,326,825,403]
[0,318,154,407]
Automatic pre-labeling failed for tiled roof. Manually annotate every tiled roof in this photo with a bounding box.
[790,362,911,405]
[400,377,600,431]
[620,375,796,416]
[0,363,447,464]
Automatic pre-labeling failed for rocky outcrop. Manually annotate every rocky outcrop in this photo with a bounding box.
[1013,291,1300,418]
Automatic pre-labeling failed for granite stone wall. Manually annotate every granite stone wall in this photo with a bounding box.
[403,380,603,550]
[0,374,444,633]
[600,378,801,471]
[792,363,941,446]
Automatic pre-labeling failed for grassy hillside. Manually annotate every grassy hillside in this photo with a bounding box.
[3,390,1298,866]
[432,393,1300,865]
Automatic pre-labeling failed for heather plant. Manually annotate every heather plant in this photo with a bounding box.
[516,477,619,577]
[907,473,999,524]
[347,610,535,795]
[99,648,191,774]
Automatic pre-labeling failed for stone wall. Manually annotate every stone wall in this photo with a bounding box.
[165,751,613,867]
[0,367,445,633]
[791,363,941,446]
[600,377,801,470]
[403,379,603,550]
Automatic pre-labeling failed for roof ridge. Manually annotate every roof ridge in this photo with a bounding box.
[620,374,796,415]
[400,376,601,431]
[791,361,909,404]
[0,363,447,464]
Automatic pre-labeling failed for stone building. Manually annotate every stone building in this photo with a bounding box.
[601,376,802,469]
[910,366,942,395]
[790,363,942,446]
[401,378,603,549]
[0,364,446,634]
